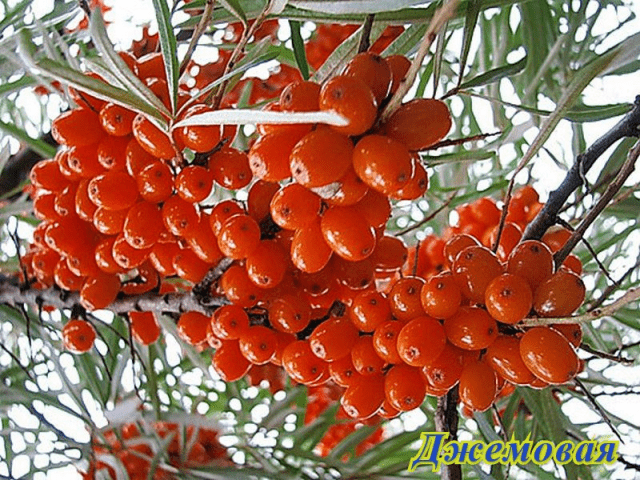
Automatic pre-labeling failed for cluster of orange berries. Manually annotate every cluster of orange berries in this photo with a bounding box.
[80,420,228,480]
[305,383,384,458]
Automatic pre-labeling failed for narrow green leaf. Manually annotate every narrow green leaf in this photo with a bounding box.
[0,0,30,33]
[0,120,56,158]
[563,103,631,123]
[0,76,35,96]
[422,149,497,165]
[327,425,378,461]
[151,0,179,113]
[289,20,310,80]
[218,0,248,24]
[458,0,481,86]
[174,109,348,127]
[458,56,527,89]
[89,11,171,122]
[290,0,433,14]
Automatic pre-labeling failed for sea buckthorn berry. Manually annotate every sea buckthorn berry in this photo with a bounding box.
[291,221,333,273]
[126,138,156,176]
[184,218,223,264]
[93,207,127,235]
[343,52,392,104]
[443,234,481,267]
[123,202,164,250]
[148,241,180,276]
[485,335,535,386]
[383,98,451,151]
[172,248,210,283]
[458,361,497,412]
[52,108,104,146]
[33,193,57,221]
[444,306,497,350]
[268,295,311,334]
[533,269,585,317]
[132,114,176,159]
[97,135,129,171]
[351,335,385,376]
[54,259,85,291]
[507,240,554,289]
[391,158,428,200]
[177,311,210,346]
[352,135,413,195]
[100,103,136,136]
[552,323,583,348]
[239,326,277,365]
[247,180,280,223]
[370,235,408,272]
[520,327,579,384]
[452,245,503,303]
[320,206,376,262]
[282,340,327,385]
[45,216,96,256]
[289,128,354,188]
[212,340,252,382]
[422,343,465,391]
[470,197,500,226]
[319,75,378,136]
[66,247,101,277]
[112,231,152,269]
[56,149,81,182]
[350,290,391,332]
[209,147,252,190]
[129,311,161,346]
[212,305,250,340]
[487,222,522,261]
[421,272,462,319]
[54,184,77,217]
[397,316,446,367]
[249,131,301,182]
[333,257,373,290]
[88,171,138,211]
[389,277,426,321]
[175,166,214,203]
[32,248,59,284]
[209,200,244,235]
[217,214,262,260]
[384,55,411,94]
[485,273,533,325]
[67,144,105,178]
[63,319,96,353]
[562,254,583,275]
[323,166,369,207]
[309,316,359,362]
[354,189,391,230]
[74,180,97,221]
[329,355,358,387]
[177,105,222,152]
[280,80,321,112]
[270,184,321,230]
[220,265,262,307]
[341,373,385,419]
[373,320,403,364]
[162,196,200,237]
[246,240,288,288]
[385,364,426,412]
[30,158,68,191]
[95,237,126,274]
[541,226,572,252]
[80,273,121,310]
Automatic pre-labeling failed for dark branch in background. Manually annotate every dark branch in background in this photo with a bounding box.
[574,377,623,443]
[588,258,640,311]
[397,192,457,236]
[0,132,56,198]
[553,140,640,268]
[579,343,633,365]
[357,14,375,53]
[435,387,461,480]
[522,96,640,241]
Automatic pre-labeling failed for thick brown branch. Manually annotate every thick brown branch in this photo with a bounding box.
[522,96,640,241]
[435,387,461,480]
[0,131,56,198]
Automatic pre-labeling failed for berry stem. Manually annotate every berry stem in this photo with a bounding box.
[179,0,217,77]
[357,14,376,54]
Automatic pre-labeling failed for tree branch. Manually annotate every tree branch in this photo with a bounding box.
[435,387,461,480]
[522,96,640,241]
[0,131,56,198]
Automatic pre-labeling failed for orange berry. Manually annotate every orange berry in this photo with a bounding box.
[184,217,223,264]
[177,311,210,346]
[280,80,321,112]
[126,138,156,177]
[212,340,252,382]
[52,108,104,147]
[97,135,129,171]
[452,245,503,303]
[54,259,85,291]
[93,207,127,236]
[373,320,403,364]
[247,180,280,223]
[552,323,583,348]
[112,234,151,269]
[369,235,408,272]
[30,158,68,191]
[352,135,413,195]
[520,327,579,384]
[63,319,96,353]
[384,364,426,412]
[162,196,200,237]
[95,237,126,274]
[319,75,378,136]
[351,335,385,376]
[217,214,261,260]
[173,248,211,283]
[350,290,391,332]
[220,265,262,307]
[390,157,428,200]
[245,240,288,288]
[211,305,250,340]
[99,103,136,136]
[397,316,446,367]
[458,361,497,412]
[533,269,585,317]
[209,147,252,190]
[248,131,300,182]
[132,114,176,159]
[487,222,522,261]
[329,354,358,387]
[309,316,359,362]
[148,241,180,276]
[353,189,391,230]
[88,171,139,211]
[485,273,533,324]
[443,234,481,268]
[323,166,369,207]
[485,335,535,386]
[289,128,353,188]
[343,52,392,104]
[420,272,462,319]
[291,221,333,273]
[80,273,120,310]
[422,343,465,391]
[388,277,426,321]
[239,326,277,365]
[507,240,554,289]
[67,144,106,178]
[177,105,222,152]
[123,202,164,250]
[320,205,376,262]
[270,183,321,230]
[175,165,214,203]
[444,306,497,350]
[209,200,244,235]
[383,98,451,151]
[341,373,385,419]
[282,340,327,384]
[541,226,572,252]
[268,295,311,334]
[384,55,411,94]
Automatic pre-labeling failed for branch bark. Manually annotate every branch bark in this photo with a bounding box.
[522,96,640,241]
[435,387,461,480]
[0,131,56,198]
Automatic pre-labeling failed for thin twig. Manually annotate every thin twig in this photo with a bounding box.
[357,15,375,53]
[611,339,640,354]
[427,131,501,150]
[492,403,508,442]
[619,455,640,472]
[0,341,34,381]
[520,286,640,327]
[379,0,460,123]
[179,0,217,76]
[588,258,640,311]
[553,140,640,269]
[579,343,633,365]
[397,192,457,236]
[574,377,623,443]
[523,97,640,241]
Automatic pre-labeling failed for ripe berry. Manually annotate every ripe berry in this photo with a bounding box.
[458,361,497,412]
[340,373,385,419]
[388,277,426,321]
[384,364,426,412]
[217,214,261,260]
[177,105,222,152]
[352,135,413,195]
[350,290,391,332]
[123,202,164,250]
[485,335,535,386]
[343,52,392,104]
[172,248,210,283]
[319,75,378,136]
[129,311,161,346]
[291,221,334,273]
[88,171,139,211]
[212,340,252,382]
[52,108,104,147]
[320,206,376,262]
[422,343,465,391]
[268,295,311,334]
[245,240,288,288]
[62,319,96,353]
[485,273,533,325]
[270,184,321,230]
[162,196,200,237]
[209,200,244,235]
[421,272,462,319]
[80,273,120,310]
[373,320,403,364]
[383,98,451,151]
[329,354,358,387]
[209,147,252,190]
[397,316,446,367]
[520,327,579,384]
[247,180,280,223]
[443,234,481,267]
[309,316,359,362]
[444,306,497,350]
[221,265,262,307]
[178,311,210,346]
[452,245,503,303]
[239,326,277,365]
[97,135,129,171]
[533,269,585,317]
[351,336,385,376]
[282,340,327,385]
[507,240,554,289]
[249,131,301,182]
[384,55,411,94]
[112,234,151,270]
[100,103,136,137]
[132,114,176,159]
[175,165,214,203]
